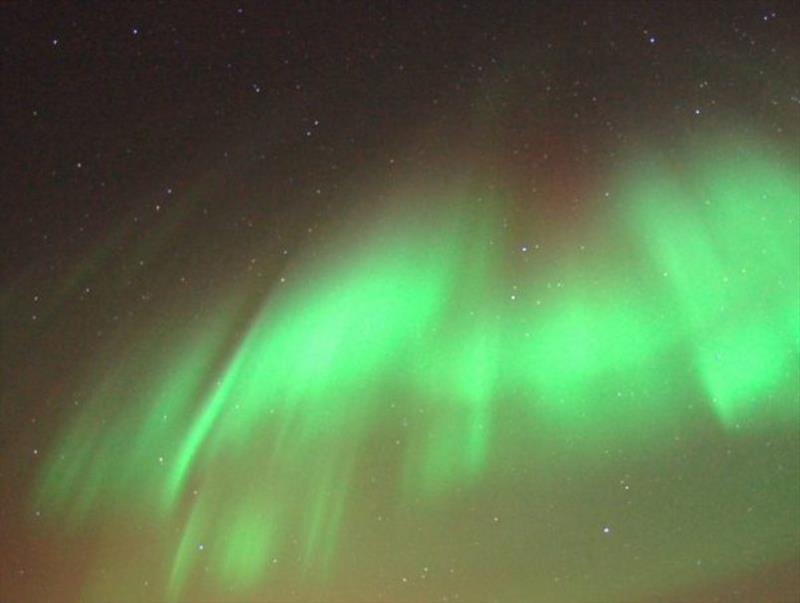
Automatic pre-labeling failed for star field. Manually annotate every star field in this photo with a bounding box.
[1,3,799,603]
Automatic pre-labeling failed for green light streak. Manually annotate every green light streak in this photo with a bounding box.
[33,136,800,601]
[625,141,800,427]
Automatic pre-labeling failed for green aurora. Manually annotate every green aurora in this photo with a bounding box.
[34,136,799,602]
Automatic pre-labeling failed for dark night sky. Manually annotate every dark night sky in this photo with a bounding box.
[4,2,795,259]
[2,2,799,602]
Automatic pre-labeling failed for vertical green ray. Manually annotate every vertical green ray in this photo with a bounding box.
[624,142,800,428]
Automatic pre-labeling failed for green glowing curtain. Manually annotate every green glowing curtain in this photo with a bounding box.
[34,137,799,601]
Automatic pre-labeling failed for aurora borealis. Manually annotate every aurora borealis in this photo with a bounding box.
[2,3,799,602]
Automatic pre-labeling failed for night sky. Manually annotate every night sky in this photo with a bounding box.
[2,2,799,602]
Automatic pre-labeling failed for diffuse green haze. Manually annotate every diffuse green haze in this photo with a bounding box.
[34,137,799,601]
[625,144,800,428]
